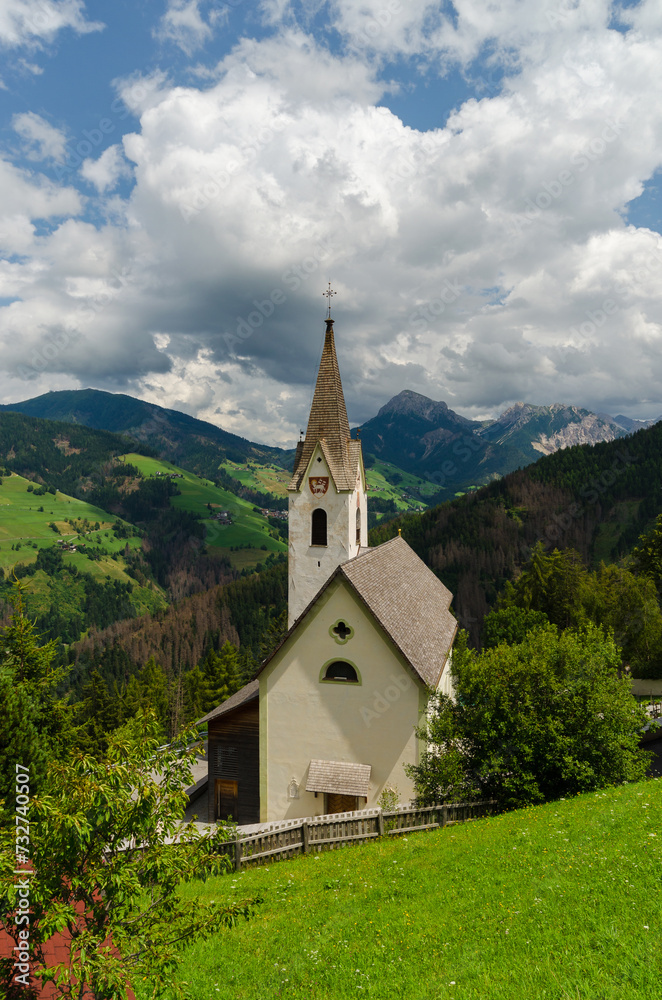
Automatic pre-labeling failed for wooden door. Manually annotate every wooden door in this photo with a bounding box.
[215,779,238,821]
[326,793,358,814]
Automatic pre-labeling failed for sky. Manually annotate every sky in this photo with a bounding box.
[1,0,662,446]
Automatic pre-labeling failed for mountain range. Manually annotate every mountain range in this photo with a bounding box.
[357,391,660,494]
[1,387,659,495]
[0,389,284,481]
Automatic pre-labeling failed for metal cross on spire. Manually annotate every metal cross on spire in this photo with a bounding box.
[323,281,336,319]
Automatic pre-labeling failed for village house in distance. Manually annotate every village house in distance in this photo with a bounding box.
[199,301,457,824]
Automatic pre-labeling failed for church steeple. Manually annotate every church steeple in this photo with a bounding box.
[288,318,353,492]
[287,307,368,627]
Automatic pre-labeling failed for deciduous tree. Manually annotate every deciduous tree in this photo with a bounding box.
[0,713,256,1000]
[410,625,650,809]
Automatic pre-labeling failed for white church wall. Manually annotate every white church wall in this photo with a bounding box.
[259,576,425,822]
[287,445,363,626]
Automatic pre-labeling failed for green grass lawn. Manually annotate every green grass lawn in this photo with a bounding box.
[0,473,114,552]
[135,780,661,1000]
[121,454,287,569]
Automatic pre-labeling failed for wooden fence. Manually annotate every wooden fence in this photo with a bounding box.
[229,800,497,870]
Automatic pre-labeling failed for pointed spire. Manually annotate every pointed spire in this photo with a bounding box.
[288,318,355,491]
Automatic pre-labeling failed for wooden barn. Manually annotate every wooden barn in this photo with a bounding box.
[199,680,260,824]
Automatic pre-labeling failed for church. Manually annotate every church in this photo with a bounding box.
[199,308,457,824]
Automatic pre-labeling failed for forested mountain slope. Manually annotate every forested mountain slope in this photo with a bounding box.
[371,422,662,640]
[0,388,285,479]
[0,411,155,494]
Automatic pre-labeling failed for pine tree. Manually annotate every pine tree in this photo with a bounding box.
[0,584,76,821]
[259,608,289,662]
[200,642,243,712]
[183,664,208,724]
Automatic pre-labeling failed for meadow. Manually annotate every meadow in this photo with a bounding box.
[219,459,292,497]
[120,454,287,568]
[0,472,142,578]
[0,472,166,615]
[136,780,661,1000]
[367,459,438,510]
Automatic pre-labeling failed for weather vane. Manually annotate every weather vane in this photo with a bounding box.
[323,282,336,319]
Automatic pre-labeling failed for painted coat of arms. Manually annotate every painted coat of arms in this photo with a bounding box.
[309,477,329,497]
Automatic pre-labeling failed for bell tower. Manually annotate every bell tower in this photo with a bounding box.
[287,301,367,627]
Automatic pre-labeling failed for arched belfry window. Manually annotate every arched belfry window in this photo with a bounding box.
[311,508,327,546]
[324,661,358,683]
[356,507,361,545]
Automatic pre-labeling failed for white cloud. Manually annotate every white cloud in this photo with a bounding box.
[0,0,103,49]
[155,0,216,55]
[80,145,131,193]
[12,111,67,162]
[4,7,662,441]
[0,157,81,253]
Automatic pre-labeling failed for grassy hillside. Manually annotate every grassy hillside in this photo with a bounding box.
[0,472,166,619]
[219,458,291,497]
[136,780,661,1000]
[367,458,446,509]
[0,472,137,580]
[219,455,440,512]
[121,454,287,570]
[0,410,154,495]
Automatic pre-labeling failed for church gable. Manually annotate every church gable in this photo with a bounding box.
[261,572,422,691]
[274,535,457,690]
[259,574,427,820]
[301,441,337,495]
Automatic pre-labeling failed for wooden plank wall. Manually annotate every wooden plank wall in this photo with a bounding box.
[207,703,260,825]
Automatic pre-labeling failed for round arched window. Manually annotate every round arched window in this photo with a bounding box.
[324,660,359,682]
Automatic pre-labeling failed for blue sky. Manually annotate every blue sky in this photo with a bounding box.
[1,1,662,445]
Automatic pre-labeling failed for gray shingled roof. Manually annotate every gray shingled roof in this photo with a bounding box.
[197,679,259,725]
[289,319,359,492]
[259,536,457,690]
[340,536,456,689]
[306,759,372,796]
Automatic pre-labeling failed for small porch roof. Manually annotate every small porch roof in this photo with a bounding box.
[305,759,372,797]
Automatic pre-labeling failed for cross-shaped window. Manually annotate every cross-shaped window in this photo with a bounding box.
[332,621,352,641]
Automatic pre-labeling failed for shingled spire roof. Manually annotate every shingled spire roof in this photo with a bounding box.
[288,318,359,491]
